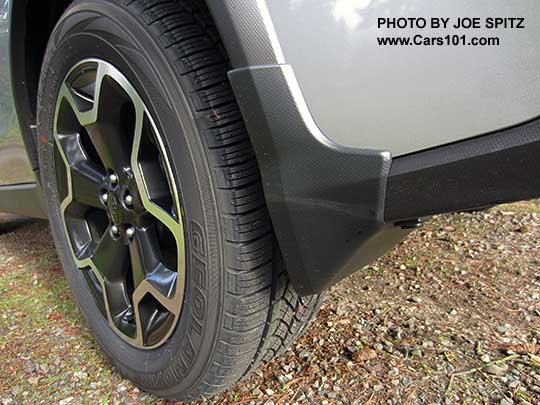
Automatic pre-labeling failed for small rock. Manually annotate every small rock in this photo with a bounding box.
[508,380,520,389]
[299,351,311,361]
[402,377,412,387]
[335,306,346,316]
[264,388,275,396]
[346,345,359,354]
[485,364,508,376]
[497,325,508,334]
[500,399,513,405]
[27,376,40,386]
[374,343,384,351]
[73,371,88,380]
[481,354,491,363]
[440,338,452,348]
[277,374,292,384]
[352,347,377,363]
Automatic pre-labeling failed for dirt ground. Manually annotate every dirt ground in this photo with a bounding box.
[1,201,540,404]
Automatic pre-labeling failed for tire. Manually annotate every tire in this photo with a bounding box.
[37,0,323,401]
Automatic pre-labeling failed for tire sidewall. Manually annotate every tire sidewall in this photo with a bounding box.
[37,1,223,394]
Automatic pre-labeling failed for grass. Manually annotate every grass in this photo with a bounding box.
[0,231,146,403]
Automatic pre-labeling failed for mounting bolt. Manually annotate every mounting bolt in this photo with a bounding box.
[126,227,135,239]
[109,173,119,186]
[101,193,109,203]
[124,194,133,207]
[111,225,121,236]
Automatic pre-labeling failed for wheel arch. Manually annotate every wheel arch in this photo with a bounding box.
[9,0,244,176]
[10,0,81,175]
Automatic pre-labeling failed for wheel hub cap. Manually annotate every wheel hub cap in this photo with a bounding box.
[107,190,124,226]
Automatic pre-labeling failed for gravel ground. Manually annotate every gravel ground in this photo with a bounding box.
[1,201,540,404]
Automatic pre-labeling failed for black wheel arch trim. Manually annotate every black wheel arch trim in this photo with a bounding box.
[228,64,411,295]
[207,0,412,295]
[205,0,284,69]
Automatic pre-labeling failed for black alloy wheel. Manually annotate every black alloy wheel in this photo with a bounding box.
[54,59,185,349]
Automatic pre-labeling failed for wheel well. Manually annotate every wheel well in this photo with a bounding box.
[10,0,72,172]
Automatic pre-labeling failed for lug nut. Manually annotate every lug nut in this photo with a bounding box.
[101,193,109,203]
[126,227,135,239]
[124,194,133,207]
[111,225,120,236]
[109,173,119,186]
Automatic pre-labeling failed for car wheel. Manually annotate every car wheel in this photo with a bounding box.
[36,0,323,400]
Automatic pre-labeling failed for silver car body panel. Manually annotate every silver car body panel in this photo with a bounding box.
[2,0,540,186]
[0,0,34,185]
[267,0,540,156]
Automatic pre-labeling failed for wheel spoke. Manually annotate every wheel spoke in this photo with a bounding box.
[92,228,129,281]
[58,83,99,127]
[82,68,137,172]
[145,266,178,306]
[56,133,105,208]
[70,161,104,208]
[138,160,173,207]
[136,299,175,347]
[131,107,180,227]
[129,225,179,315]
[129,226,161,288]
[85,123,131,173]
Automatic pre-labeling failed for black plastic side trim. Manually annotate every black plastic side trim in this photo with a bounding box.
[0,182,47,219]
[206,0,281,68]
[385,117,540,222]
[229,65,410,295]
